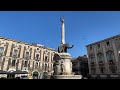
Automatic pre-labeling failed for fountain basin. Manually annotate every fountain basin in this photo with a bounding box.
[53,75,82,79]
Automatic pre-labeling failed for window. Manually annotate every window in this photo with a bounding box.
[0,56,3,61]
[109,66,117,73]
[26,52,29,57]
[97,44,101,49]
[90,55,95,63]
[45,63,47,71]
[100,67,105,74]
[0,47,4,61]
[97,53,104,62]
[13,50,18,57]
[35,62,38,68]
[90,46,92,50]
[106,41,110,47]
[0,47,4,54]
[25,52,29,60]
[91,68,96,74]
[12,60,16,66]
[106,51,114,61]
[45,56,48,62]
[36,54,39,61]
[24,61,28,67]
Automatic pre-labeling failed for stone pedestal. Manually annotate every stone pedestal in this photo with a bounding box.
[53,53,82,79]
[53,75,82,79]
[59,53,72,75]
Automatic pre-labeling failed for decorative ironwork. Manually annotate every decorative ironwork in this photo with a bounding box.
[98,61,105,66]
[109,60,116,65]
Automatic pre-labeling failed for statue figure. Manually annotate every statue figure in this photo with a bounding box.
[58,43,74,53]
[60,18,64,23]
[53,60,62,75]
[61,59,65,74]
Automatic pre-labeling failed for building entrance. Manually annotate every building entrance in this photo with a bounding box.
[32,71,39,79]
[7,74,15,79]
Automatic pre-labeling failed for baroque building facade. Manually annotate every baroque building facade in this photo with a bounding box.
[72,55,89,78]
[0,36,57,76]
[86,34,120,78]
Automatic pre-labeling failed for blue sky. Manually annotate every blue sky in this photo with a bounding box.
[0,11,120,58]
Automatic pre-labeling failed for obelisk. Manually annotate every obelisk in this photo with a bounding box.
[61,18,65,44]
[52,18,82,79]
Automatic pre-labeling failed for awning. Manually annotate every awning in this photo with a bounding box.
[22,71,28,74]
[8,70,28,74]
[0,70,8,74]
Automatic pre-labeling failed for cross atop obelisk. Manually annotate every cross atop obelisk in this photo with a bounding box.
[60,17,65,44]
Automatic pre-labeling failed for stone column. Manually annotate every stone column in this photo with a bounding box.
[61,18,65,44]
[94,45,100,74]
[102,43,110,74]
[49,51,51,62]
[86,47,91,74]
[29,60,33,71]
[19,44,24,58]
[3,58,9,71]
[6,42,12,57]
[40,49,44,62]
[111,40,120,73]
[30,47,35,60]
[18,59,22,70]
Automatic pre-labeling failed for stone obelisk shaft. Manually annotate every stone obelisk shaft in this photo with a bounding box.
[61,18,65,44]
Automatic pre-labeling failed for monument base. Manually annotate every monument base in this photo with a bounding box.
[53,75,82,79]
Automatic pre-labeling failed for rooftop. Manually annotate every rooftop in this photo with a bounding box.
[86,34,120,47]
[0,36,57,52]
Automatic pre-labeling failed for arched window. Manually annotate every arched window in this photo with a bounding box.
[89,55,95,63]
[36,54,39,61]
[32,71,39,79]
[0,47,4,55]
[35,62,38,68]
[97,53,104,62]
[12,49,18,57]
[25,52,29,60]
[106,51,114,61]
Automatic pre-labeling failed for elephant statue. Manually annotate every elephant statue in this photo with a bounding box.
[58,43,74,53]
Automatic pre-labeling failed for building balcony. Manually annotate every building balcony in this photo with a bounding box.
[12,55,18,58]
[109,60,116,65]
[35,58,40,61]
[0,53,3,57]
[24,56,30,60]
[98,61,105,66]
[90,62,95,67]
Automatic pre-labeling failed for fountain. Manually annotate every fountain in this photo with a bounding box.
[52,18,82,79]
